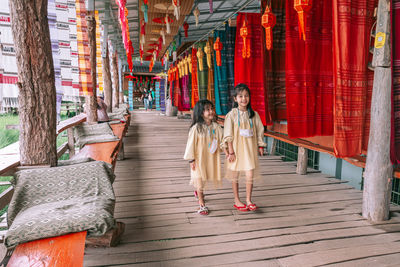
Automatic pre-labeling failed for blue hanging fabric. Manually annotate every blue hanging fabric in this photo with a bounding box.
[226,23,236,110]
[213,30,229,115]
[141,3,148,23]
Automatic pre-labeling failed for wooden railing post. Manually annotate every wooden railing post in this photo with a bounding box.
[296,147,308,175]
[67,128,75,157]
[270,138,277,155]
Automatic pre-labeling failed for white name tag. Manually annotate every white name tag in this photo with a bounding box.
[240,129,253,138]
[209,138,218,154]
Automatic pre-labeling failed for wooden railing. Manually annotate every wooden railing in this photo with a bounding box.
[0,113,87,240]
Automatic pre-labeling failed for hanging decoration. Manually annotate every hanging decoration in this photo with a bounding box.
[193,7,200,27]
[209,0,213,13]
[197,46,205,71]
[240,19,250,59]
[261,5,276,50]
[127,40,134,72]
[143,0,148,4]
[184,56,189,75]
[166,14,171,34]
[158,36,163,51]
[294,0,312,41]
[204,41,212,69]
[172,0,181,20]
[187,55,192,73]
[141,1,148,23]
[160,28,166,45]
[140,18,146,45]
[149,57,154,72]
[173,51,177,61]
[183,22,189,38]
[214,37,223,66]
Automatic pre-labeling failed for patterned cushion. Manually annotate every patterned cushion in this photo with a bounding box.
[74,123,118,147]
[5,161,116,248]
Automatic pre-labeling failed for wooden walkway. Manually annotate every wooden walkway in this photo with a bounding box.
[84,111,400,267]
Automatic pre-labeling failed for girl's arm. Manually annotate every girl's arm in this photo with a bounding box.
[255,112,267,156]
[184,127,197,168]
[221,112,236,162]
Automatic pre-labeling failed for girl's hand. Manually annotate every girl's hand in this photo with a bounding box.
[259,147,264,156]
[190,161,196,170]
[228,153,236,163]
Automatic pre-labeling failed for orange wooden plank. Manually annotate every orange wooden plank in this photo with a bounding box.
[7,231,87,267]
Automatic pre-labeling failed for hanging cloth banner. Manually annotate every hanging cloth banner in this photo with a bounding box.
[206,38,216,106]
[285,0,333,137]
[263,0,286,121]
[197,43,209,100]
[392,0,400,163]
[191,47,200,107]
[234,13,271,125]
[226,23,236,110]
[333,0,376,158]
[75,0,93,95]
[214,30,229,115]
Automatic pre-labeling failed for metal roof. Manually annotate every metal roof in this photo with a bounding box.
[95,0,260,70]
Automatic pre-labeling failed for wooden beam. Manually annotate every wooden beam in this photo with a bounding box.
[362,0,393,222]
[296,147,308,175]
[112,52,120,108]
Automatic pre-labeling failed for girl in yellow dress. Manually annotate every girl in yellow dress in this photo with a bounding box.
[184,100,223,215]
[222,84,266,212]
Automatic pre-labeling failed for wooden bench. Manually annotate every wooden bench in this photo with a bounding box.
[5,114,131,267]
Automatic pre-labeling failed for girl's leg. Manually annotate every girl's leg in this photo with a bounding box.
[197,190,205,206]
[245,170,254,205]
[232,181,245,207]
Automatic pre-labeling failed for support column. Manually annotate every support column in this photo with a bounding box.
[85,10,98,123]
[296,147,308,175]
[112,52,120,108]
[362,0,393,222]
[102,43,113,112]
[9,0,57,166]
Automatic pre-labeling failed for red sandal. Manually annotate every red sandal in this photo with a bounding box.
[248,203,257,211]
[233,204,249,212]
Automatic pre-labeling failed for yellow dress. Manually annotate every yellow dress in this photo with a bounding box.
[222,108,267,182]
[183,122,223,190]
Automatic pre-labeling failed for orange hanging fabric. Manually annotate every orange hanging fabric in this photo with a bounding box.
[294,0,312,40]
[214,37,223,66]
[261,5,276,50]
[240,19,250,59]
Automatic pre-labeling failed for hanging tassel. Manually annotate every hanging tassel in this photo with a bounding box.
[204,41,212,69]
[197,47,204,71]
[160,28,166,45]
[209,0,213,13]
[172,0,180,20]
[262,5,276,50]
[183,22,189,38]
[193,7,200,27]
[165,14,171,34]
[294,0,312,41]
[214,37,223,66]
[141,3,148,23]
[240,19,250,59]
[188,55,192,73]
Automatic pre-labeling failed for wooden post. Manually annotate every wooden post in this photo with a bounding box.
[112,52,120,109]
[85,10,98,123]
[270,138,277,155]
[67,128,75,157]
[102,43,113,112]
[9,0,57,166]
[362,0,393,222]
[296,147,308,175]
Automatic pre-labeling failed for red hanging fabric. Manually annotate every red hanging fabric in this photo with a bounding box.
[234,13,272,125]
[333,0,376,157]
[263,0,286,121]
[392,0,400,163]
[285,0,333,138]
[191,48,199,107]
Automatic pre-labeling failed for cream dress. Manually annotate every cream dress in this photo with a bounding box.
[183,122,223,191]
[222,108,267,182]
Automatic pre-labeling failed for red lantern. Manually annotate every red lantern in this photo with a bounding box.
[183,22,189,38]
[213,37,223,66]
[240,19,250,59]
[143,0,148,4]
[261,6,276,51]
[294,0,312,41]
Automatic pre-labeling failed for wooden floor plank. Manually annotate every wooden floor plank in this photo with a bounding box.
[83,111,400,266]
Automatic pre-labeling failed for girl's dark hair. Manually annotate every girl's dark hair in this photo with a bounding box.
[232,83,255,118]
[190,99,215,129]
